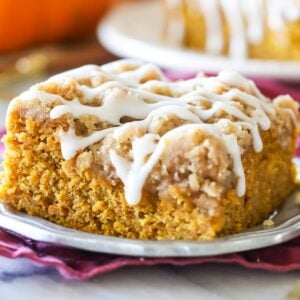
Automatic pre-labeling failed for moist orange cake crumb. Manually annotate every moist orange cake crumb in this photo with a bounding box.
[0,59,298,240]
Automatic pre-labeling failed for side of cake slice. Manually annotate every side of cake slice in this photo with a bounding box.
[0,60,298,240]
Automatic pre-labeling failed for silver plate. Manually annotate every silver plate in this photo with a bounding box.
[0,160,300,257]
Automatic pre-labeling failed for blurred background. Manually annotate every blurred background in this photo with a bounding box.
[0,0,121,123]
[1,0,299,124]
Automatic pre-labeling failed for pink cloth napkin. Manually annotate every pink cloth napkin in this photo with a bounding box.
[0,77,300,280]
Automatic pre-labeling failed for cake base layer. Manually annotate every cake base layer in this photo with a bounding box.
[0,111,296,240]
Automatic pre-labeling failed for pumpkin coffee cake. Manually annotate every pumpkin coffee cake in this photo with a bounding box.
[164,0,300,60]
[0,60,298,240]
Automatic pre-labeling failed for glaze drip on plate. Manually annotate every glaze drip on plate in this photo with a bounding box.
[11,60,297,205]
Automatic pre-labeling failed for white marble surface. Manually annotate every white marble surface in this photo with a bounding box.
[0,256,296,300]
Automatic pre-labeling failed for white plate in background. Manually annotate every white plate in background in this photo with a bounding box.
[98,1,300,81]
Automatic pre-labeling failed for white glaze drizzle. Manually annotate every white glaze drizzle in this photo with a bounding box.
[110,133,162,205]
[164,0,185,46]
[50,60,167,88]
[197,0,223,55]
[59,127,116,161]
[219,0,247,58]
[241,0,265,44]
[165,0,300,58]
[266,0,300,30]
[13,60,296,205]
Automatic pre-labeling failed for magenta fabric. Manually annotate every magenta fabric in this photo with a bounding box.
[1,228,300,280]
[0,77,300,280]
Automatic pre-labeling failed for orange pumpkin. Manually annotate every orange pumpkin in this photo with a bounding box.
[0,0,113,53]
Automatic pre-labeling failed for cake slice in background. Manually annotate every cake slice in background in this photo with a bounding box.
[163,0,300,60]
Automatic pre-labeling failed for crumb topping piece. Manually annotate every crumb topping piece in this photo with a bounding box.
[9,59,299,205]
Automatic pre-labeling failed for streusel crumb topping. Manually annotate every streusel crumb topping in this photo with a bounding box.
[7,59,299,205]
